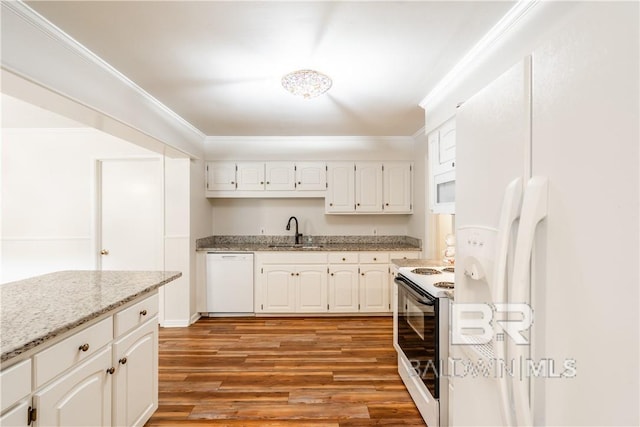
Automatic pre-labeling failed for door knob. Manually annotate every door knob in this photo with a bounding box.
[100,249,109,255]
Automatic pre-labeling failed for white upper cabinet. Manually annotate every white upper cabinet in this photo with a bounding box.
[296,162,327,191]
[326,162,412,214]
[236,162,265,191]
[326,162,356,213]
[265,162,295,191]
[383,162,412,213]
[355,162,383,213]
[428,117,456,214]
[206,161,236,191]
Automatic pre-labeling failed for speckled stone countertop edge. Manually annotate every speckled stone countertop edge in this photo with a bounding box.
[390,258,450,268]
[198,244,422,252]
[0,271,181,365]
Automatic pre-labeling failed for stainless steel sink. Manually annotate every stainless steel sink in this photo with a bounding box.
[268,244,323,249]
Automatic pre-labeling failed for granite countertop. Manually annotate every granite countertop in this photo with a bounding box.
[0,270,181,364]
[197,235,422,252]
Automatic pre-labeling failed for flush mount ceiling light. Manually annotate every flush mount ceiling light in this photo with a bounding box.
[281,69,332,99]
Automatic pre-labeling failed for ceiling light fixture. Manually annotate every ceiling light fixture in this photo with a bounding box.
[281,69,332,99]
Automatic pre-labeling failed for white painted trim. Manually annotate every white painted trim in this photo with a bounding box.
[189,313,201,325]
[419,0,540,109]
[161,319,191,328]
[1,2,205,158]
[0,236,92,241]
[164,235,190,240]
[205,135,416,144]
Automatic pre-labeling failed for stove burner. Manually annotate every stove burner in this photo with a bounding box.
[411,268,442,275]
[442,267,455,273]
[433,281,455,289]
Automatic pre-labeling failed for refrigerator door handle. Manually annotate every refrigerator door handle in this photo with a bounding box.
[491,177,523,427]
[510,176,549,427]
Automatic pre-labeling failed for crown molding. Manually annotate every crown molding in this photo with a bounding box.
[1,1,206,157]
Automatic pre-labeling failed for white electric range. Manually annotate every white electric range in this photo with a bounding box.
[397,265,455,298]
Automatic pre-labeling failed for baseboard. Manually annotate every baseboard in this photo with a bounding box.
[160,319,190,328]
[190,312,201,324]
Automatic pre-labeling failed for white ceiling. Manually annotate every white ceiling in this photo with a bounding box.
[24,1,514,137]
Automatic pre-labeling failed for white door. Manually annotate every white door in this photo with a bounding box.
[265,162,295,191]
[34,347,112,427]
[359,265,389,312]
[326,162,355,213]
[236,162,265,191]
[329,265,359,312]
[296,265,328,313]
[355,162,383,213]
[261,266,296,312]
[206,162,236,191]
[383,162,412,213]
[98,159,164,270]
[99,159,163,270]
[296,162,326,191]
[113,319,158,427]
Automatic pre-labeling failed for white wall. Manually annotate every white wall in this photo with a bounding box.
[190,158,212,319]
[1,128,158,283]
[205,136,418,237]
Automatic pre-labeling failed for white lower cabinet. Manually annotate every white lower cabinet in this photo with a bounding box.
[34,346,113,427]
[1,293,159,427]
[256,252,407,314]
[113,317,158,427]
[328,265,359,312]
[359,264,390,312]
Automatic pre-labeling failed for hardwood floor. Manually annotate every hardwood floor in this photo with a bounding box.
[145,317,427,426]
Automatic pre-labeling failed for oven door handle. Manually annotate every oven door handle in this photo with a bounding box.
[394,277,436,306]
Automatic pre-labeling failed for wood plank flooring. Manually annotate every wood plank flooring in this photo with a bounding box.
[145,317,427,427]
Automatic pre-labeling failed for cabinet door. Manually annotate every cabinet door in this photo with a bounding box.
[261,266,296,312]
[265,162,295,191]
[329,265,359,312]
[0,401,30,427]
[359,265,390,312]
[236,162,265,191]
[34,346,112,427]
[206,162,236,191]
[438,118,456,165]
[326,162,355,213]
[296,266,328,313]
[113,318,158,427]
[355,162,383,213]
[383,162,412,213]
[296,162,326,191]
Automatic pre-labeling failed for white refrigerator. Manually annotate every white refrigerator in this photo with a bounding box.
[451,2,638,426]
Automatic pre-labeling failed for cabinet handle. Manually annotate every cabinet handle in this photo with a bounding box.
[119,357,128,365]
[140,309,148,316]
[106,367,116,375]
[79,343,90,352]
[100,249,109,255]
[452,162,455,167]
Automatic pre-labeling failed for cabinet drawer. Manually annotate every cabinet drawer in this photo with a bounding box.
[359,252,389,264]
[259,252,328,264]
[34,316,113,388]
[391,251,421,261]
[328,252,358,264]
[114,293,159,337]
[0,359,31,412]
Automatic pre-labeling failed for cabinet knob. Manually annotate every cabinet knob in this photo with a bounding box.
[298,181,301,184]
[373,257,377,261]
[106,367,116,375]
[452,162,455,167]
[266,181,270,184]
[140,309,148,316]
[296,273,300,276]
[342,257,346,261]
[385,203,389,206]
[329,203,333,206]
[231,181,235,184]
[100,249,109,255]
[119,357,128,365]
[79,343,90,352]
[357,203,360,206]
[260,181,264,184]
[330,273,334,276]
[361,273,365,276]
[291,272,295,276]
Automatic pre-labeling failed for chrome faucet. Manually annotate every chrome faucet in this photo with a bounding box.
[286,216,303,245]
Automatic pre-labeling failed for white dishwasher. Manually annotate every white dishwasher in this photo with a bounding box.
[206,252,254,314]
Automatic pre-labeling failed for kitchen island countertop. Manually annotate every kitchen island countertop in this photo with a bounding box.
[0,270,181,364]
